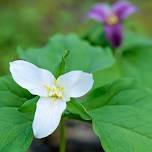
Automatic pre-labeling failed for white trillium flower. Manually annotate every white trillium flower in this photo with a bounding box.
[10,60,94,139]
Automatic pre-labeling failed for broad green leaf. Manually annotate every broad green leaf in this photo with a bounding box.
[118,49,152,87]
[83,28,152,89]
[93,63,120,89]
[82,78,152,152]
[117,38,152,88]
[0,76,33,108]
[18,34,115,77]
[0,76,37,151]
[0,107,33,152]
[67,101,91,121]
[112,31,152,89]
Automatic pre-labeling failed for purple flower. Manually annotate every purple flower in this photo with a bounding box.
[87,1,137,48]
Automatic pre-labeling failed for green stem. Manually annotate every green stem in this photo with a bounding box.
[59,118,66,152]
[58,50,69,151]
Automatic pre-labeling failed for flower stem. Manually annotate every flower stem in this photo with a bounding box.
[59,118,66,152]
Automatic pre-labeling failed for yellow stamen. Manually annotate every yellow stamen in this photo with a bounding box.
[106,15,119,25]
[44,84,51,91]
[44,83,64,100]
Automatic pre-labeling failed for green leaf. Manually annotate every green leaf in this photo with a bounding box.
[18,96,39,121]
[119,31,152,53]
[82,23,108,47]
[0,107,33,152]
[117,32,152,88]
[83,78,152,152]
[19,96,39,113]
[0,76,37,151]
[67,100,91,121]
[0,76,33,108]
[83,28,152,89]
[93,63,121,89]
[18,34,115,77]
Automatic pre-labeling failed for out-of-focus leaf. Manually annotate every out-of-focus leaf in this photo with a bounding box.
[119,31,152,53]
[116,32,152,89]
[82,23,108,47]
[18,34,115,77]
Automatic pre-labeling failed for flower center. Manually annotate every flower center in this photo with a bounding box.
[106,15,119,25]
[44,81,64,100]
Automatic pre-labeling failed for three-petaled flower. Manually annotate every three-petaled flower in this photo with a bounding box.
[10,60,94,138]
[87,0,137,48]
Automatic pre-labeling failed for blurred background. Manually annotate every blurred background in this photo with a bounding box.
[0,0,151,151]
[0,0,151,75]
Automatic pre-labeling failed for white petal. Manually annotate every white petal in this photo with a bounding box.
[10,60,55,97]
[57,71,94,98]
[32,97,66,139]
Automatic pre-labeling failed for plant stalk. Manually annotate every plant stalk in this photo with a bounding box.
[59,50,69,152]
[59,118,66,152]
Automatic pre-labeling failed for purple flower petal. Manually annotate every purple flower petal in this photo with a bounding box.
[87,3,111,22]
[105,24,123,48]
[112,1,137,20]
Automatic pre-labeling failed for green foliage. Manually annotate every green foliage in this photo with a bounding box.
[0,76,36,151]
[19,97,39,113]
[18,34,115,77]
[0,33,116,152]
[93,64,121,89]
[0,75,36,151]
[1,31,152,152]
[118,31,152,53]
[82,78,152,152]
[81,29,152,151]
[0,76,32,107]
[1,1,152,152]
[84,27,152,89]
[67,101,91,121]
[0,107,33,152]
[82,23,108,47]
[117,31,152,88]
[1,18,152,152]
